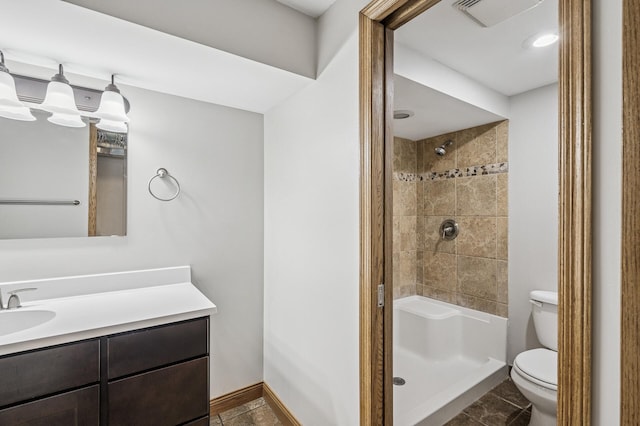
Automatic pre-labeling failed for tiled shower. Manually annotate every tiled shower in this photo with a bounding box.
[392,120,509,317]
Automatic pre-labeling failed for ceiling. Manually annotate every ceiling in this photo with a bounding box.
[395,0,558,96]
[0,0,313,114]
[393,0,558,140]
[276,0,337,17]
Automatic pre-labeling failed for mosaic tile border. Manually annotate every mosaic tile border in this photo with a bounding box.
[395,162,508,182]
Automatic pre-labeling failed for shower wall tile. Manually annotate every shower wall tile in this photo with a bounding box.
[417,132,457,173]
[497,174,508,216]
[394,120,509,314]
[399,216,417,252]
[423,251,457,292]
[497,218,508,260]
[456,217,497,258]
[456,123,497,169]
[421,180,456,215]
[456,175,497,216]
[422,216,456,254]
[394,137,417,173]
[458,256,497,300]
[457,294,499,316]
[497,260,508,304]
[393,180,417,216]
[420,285,455,304]
[496,121,509,163]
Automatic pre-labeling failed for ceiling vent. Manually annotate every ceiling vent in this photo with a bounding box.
[452,0,545,27]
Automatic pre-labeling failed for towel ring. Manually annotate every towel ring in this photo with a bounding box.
[148,168,180,201]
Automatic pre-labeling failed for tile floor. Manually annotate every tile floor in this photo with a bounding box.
[210,397,282,426]
[210,377,530,426]
[445,377,532,425]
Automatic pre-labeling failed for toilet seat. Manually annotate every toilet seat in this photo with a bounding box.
[513,348,557,391]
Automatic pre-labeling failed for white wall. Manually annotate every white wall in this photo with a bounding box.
[62,0,317,79]
[592,0,622,421]
[263,1,365,423]
[0,85,265,399]
[507,84,559,363]
[0,110,89,239]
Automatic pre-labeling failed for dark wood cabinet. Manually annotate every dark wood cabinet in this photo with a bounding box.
[0,316,209,425]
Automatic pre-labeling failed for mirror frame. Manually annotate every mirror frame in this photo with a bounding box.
[358,0,592,424]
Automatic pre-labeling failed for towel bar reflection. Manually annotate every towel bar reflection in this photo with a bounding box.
[148,168,181,201]
[0,199,80,206]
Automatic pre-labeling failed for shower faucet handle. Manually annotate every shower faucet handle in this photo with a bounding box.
[440,219,459,241]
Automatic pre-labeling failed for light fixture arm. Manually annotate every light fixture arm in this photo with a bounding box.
[104,74,120,94]
[51,64,69,84]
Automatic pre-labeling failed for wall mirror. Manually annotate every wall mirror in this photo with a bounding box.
[0,75,128,239]
[360,0,591,425]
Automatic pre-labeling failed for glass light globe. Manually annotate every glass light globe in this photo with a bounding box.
[48,112,86,128]
[40,81,82,115]
[96,118,128,133]
[95,90,129,122]
[0,71,35,121]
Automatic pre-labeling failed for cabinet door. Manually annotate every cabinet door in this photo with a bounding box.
[108,357,209,426]
[108,317,208,379]
[0,339,99,407]
[0,385,99,426]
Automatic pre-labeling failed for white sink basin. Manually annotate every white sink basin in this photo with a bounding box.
[0,310,56,336]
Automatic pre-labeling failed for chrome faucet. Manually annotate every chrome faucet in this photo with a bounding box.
[0,288,37,310]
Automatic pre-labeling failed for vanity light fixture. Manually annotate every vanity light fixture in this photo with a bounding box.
[95,74,129,134]
[40,64,86,128]
[0,50,35,121]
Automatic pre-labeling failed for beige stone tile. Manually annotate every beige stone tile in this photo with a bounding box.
[394,284,413,300]
[392,252,400,292]
[210,414,223,426]
[456,217,497,258]
[393,137,417,173]
[392,217,400,253]
[423,216,456,254]
[417,133,457,173]
[497,260,508,304]
[416,251,424,285]
[457,123,497,169]
[496,120,509,163]
[219,398,266,422]
[497,217,508,260]
[456,175,497,216]
[224,403,282,426]
[423,251,457,292]
[420,285,455,304]
[497,173,508,216]
[399,216,417,251]
[393,180,417,216]
[416,215,425,250]
[496,303,508,318]
[398,251,417,290]
[422,179,456,216]
[457,293,498,315]
[458,256,497,299]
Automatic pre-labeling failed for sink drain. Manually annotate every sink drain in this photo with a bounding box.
[393,377,406,386]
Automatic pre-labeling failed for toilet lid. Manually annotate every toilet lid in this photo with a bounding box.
[513,348,557,390]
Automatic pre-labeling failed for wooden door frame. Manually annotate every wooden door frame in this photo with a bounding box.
[359,0,593,424]
[621,0,640,423]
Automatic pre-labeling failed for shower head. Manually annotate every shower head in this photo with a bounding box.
[435,140,454,156]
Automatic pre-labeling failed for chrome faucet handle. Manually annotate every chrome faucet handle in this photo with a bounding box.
[6,288,37,309]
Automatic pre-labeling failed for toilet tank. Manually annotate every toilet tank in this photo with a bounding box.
[530,290,558,351]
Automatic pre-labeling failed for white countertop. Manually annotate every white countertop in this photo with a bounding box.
[0,267,217,356]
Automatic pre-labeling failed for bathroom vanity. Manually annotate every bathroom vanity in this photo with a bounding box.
[0,267,216,426]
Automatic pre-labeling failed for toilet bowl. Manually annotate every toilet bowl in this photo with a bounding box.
[511,348,557,426]
[511,290,558,426]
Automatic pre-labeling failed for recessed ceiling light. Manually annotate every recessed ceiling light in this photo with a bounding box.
[394,110,414,120]
[531,33,559,48]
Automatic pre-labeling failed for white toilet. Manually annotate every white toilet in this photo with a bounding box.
[511,290,558,426]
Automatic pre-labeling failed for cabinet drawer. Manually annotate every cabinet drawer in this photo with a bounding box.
[0,385,99,426]
[0,340,99,407]
[108,356,209,426]
[184,417,210,426]
[107,317,208,379]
